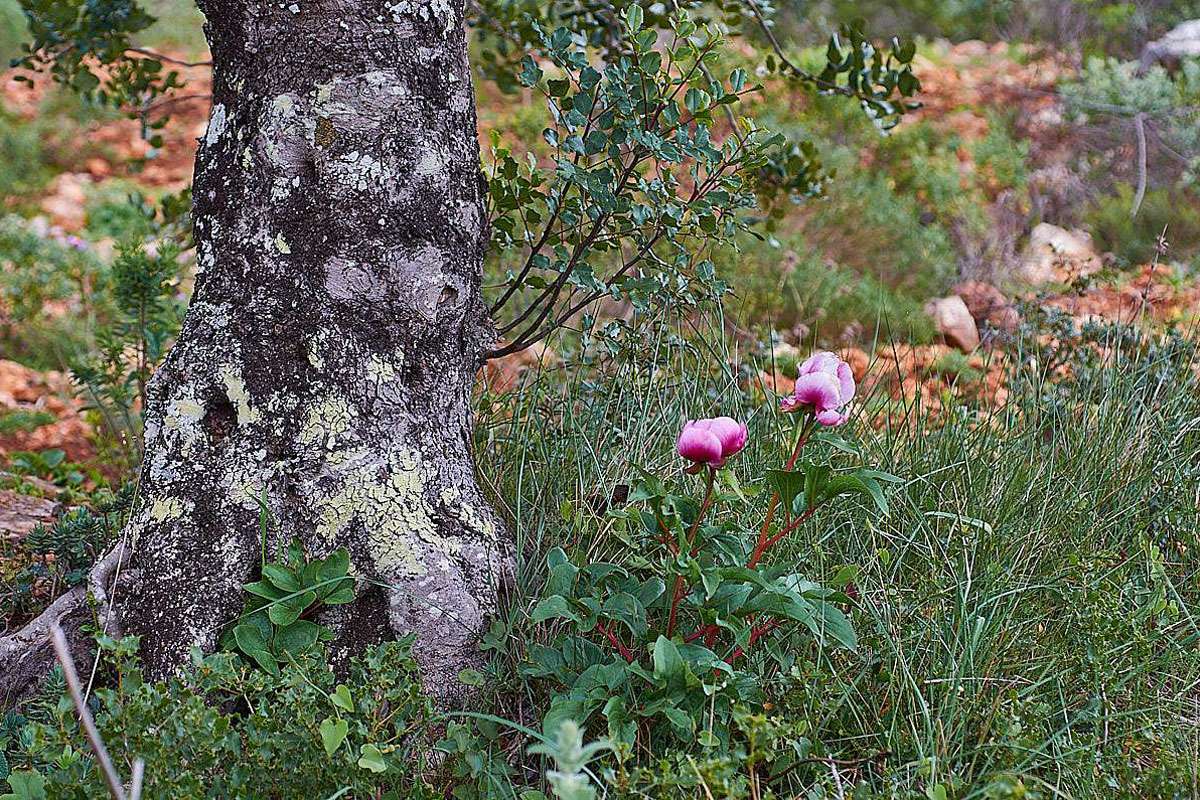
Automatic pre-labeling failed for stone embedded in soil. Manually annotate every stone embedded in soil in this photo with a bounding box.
[1017,223,1102,285]
[954,281,1020,333]
[924,295,981,352]
[0,489,59,538]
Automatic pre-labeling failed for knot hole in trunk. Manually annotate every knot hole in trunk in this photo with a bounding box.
[203,390,238,444]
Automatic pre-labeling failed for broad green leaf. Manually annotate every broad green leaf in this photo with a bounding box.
[331,683,354,712]
[766,469,806,514]
[544,547,579,596]
[661,706,694,735]
[244,581,287,601]
[624,3,643,32]
[318,549,351,585]
[232,623,278,675]
[319,717,348,757]
[267,600,303,627]
[275,619,321,654]
[323,584,355,605]
[531,595,581,624]
[357,744,387,773]
[458,668,485,687]
[2,770,46,800]
[822,474,887,515]
[651,636,684,682]
[262,564,299,592]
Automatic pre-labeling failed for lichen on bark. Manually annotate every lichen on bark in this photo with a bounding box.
[107,0,510,702]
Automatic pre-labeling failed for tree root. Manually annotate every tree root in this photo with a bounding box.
[0,542,134,708]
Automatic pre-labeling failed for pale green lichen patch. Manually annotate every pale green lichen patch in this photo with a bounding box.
[365,351,401,383]
[300,394,356,448]
[220,366,262,426]
[307,331,328,370]
[332,151,385,191]
[161,386,205,456]
[150,496,189,523]
[274,233,291,254]
[219,459,267,513]
[440,486,496,541]
[310,446,442,577]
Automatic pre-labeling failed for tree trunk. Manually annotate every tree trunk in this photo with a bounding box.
[111,0,508,701]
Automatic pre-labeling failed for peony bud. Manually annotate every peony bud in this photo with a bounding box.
[780,351,856,426]
[677,416,749,468]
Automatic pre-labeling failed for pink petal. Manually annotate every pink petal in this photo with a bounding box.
[798,351,840,377]
[677,423,724,466]
[792,372,842,412]
[836,362,856,404]
[815,408,849,427]
[704,416,748,458]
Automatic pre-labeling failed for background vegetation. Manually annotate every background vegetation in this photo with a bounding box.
[0,0,1198,797]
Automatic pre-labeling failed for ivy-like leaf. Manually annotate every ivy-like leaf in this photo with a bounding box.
[319,716,349,757]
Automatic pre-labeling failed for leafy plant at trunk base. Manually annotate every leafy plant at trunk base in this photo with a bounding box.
[221,540,356,675]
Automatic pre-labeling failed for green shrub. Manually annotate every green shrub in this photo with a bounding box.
[1084,185,1200,266]
[0,108,52,203]
[731,241,937,344]
[0,408,53,436]
[10,637,444,799]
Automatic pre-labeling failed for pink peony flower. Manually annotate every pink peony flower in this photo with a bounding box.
[677,416,749,468]
[781,351,856,426]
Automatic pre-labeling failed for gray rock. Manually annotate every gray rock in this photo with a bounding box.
[1141,20,1200,72]
[924,296,981,352]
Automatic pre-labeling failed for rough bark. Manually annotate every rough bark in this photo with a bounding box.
[106,0,509,701]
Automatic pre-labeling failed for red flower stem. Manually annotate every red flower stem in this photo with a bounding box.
[727,618,782,664]
[747,504,820,568]
[748,419,815,569]
[595,620,635,663]
[667,466,717,638]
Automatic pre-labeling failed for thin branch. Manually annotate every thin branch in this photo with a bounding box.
[125,47,211,68]
[1131,112,1148,219]
[495,153,644,346]
[741,0,861,98]
[50,625,142,800]
[140,93,212,116]
[595,620,636,663]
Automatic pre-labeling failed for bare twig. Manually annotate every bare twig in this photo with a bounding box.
[129,760,145,800]
[140,93,212,117]
[125,47,211,68]
[49,625,141,800]
[1131,112,1148,219]
[741,0,864,99]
